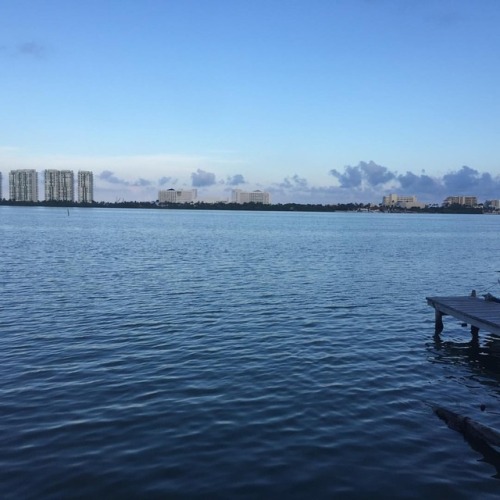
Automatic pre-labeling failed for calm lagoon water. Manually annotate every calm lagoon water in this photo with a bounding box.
[1,206,500,498]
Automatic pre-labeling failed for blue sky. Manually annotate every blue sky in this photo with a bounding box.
[1,0,500,203]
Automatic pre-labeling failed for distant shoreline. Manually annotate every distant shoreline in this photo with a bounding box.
[0,200,489,214]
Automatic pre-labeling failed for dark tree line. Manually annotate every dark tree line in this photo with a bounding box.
[0,199,486,214]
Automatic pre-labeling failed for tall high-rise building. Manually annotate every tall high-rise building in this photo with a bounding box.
[60,170,74,201]
[78,171,94,203]
[45,170,58,201]
[44,170,74,202]
[0,172,2,200]
[9,169,38,202]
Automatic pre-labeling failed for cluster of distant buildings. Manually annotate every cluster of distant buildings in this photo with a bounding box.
[1,171,497,209]
[1,169,94,203]
[158,188,271,205]
[0,169,273,205]
[382,193,500,210]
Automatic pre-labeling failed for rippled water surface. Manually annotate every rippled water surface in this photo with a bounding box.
[2,207,500,498]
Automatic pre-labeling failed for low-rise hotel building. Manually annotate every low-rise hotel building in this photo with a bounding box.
[232,189,271,204]
[158,189,197,203]
[382,193,425,209]
[443,196,477,207]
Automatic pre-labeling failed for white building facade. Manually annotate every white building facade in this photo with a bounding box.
[158,189,197,203]
[382,193,425,209]
[44,169,75,201]
[232,189,271,204]
[9,169,38,202]
[78,171,94,203]
[443,196,477,207]
[60,170,74,201]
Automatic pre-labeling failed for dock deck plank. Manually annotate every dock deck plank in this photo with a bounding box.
[426,296,500,335]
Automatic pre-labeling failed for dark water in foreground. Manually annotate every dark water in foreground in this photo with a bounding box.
[1,207,500,498]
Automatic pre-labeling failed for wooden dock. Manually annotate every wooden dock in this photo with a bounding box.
[427,294,500,336]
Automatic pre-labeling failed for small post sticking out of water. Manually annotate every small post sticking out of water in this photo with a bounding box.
[435,309,444,335]
[470,290,479,336]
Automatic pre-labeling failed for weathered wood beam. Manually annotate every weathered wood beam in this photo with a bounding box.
[433,405,500,448]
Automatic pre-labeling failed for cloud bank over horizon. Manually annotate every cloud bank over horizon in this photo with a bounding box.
[329,161,500,202]
[92,161,500,204]
[1,149,498,204]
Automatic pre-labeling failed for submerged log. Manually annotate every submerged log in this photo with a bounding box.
[433,405,500,448]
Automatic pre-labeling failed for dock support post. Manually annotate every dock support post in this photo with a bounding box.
[435,309,444,335]
[471,325,479,337]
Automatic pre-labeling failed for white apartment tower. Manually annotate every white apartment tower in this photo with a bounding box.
[45,170,58,201]
[44,170,74,201]
[9,169,38,202]
[60,170,74,201]
[78,171,94,203]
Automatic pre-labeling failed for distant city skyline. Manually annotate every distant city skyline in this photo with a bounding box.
[1,1,499,203]
[6,169,94,203]
[0,164,498,206]
[0,162,500,204]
